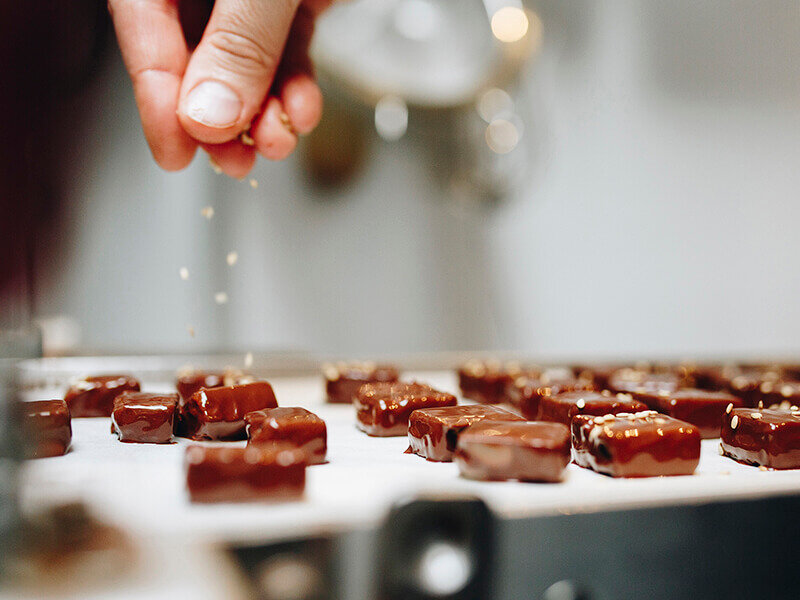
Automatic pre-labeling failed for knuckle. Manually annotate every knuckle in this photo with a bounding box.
[206,28,277,77]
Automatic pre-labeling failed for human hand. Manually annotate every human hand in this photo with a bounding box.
[109,0,331,177]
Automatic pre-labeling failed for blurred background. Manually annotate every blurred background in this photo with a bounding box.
[4,0,800,361]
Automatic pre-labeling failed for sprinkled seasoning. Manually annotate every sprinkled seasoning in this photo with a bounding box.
[758,466,769,472]
[226,252,238,266]
[725,403,733,414]
[201,206,214,219]
[179,267,189,281]
[751,412,762,419]
[576,398,586,409]
[240,131,255,146]
[730,415,739,430]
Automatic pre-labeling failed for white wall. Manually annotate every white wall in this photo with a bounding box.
[35,1,800,360]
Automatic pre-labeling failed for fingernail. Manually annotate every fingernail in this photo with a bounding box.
[183,81,242,128]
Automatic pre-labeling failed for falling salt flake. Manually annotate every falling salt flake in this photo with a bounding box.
[214,292,229,305]
[179,267,189,280]
[249,178,258,189]
[187,325,195,338]
[209,157,223,174]
[244,352,253,368]
[226,252,238,266]
[201,206,215,219]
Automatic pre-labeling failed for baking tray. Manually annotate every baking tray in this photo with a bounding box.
[14,355,800,546]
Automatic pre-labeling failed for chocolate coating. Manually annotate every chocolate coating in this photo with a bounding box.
[720,408,800,469]
[176,369,253,401]
[22,399,71,458]
[457,360,532,404]
[324,362,399,404]
[608,368,682,399]
[355,382,457,437]
[538,391,647,426]
[111,392,177,444]
[572,411,701,478]
[637,388,743,438]
[64,374,140,417]
[185,444,306,503]
[246,407,327,465]
[179,381,278,441]
[454,421,571,482]
[508,373,595,420]
[407,405,524,462]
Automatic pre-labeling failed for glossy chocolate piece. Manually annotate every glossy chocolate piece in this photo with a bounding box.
[572,411,700,478]
[725,368,787,407]
[355,382,457,437]
[21,399,71,458]
[720,408,800,469]
[457,360,533,404]
[175,368,254,401]
[64,374,140,418]
[324,362,399,404]
[185,444,306,503]
[637,388,744,438]
[246,407,327,465]
[608,368,682,399]
[111,392,177,444]
[538,391,647,426]
[572,364,626,391]
[179,380,278,441]
[508,373,595,420]
[454,421,571,482]
[407,405,524,462]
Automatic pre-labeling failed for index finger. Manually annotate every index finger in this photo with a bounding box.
[109,0,197,170]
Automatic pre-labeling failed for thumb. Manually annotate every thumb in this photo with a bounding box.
[177,0,300,144]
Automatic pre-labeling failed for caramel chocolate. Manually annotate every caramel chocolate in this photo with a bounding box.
[175,368,253,401]
[179,381,278,441]
[185,444,306,503]
[538,391,647,426]
[457,360,532,404]
[608,368,682,399]
[111,392,177,444]
[407,405,524,462]
[355,382,457,437]
[245,407,327,465]
[508,373,594,420]
[21,399,71,458]
[64,374,140,417]
[454,421,571,482]
[324,362,399,404]
[572,411,700,478]
[726,368,787,407]
[720,408,800,469]
[637,388,743,438]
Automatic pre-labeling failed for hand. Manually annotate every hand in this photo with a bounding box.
[109,0,331,177]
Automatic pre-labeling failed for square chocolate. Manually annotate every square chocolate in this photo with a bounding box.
[538,391,647,426]
[457,360,531,404]
[720,408,800,469]
[64,374,141,417]
[355,382,457,437]
[608,368,682,399]
[179,380,278,441]
[21,399,71,458]
[572,411,701,478]
[637,388,744,438]
[324,362,399,404]
[185,444,306,503]
[454,421,571,482]
[111,392,178,444]
[175,368,254,401]
[508,373,594,420]
[407,405,524,462]
[245,407,327,465]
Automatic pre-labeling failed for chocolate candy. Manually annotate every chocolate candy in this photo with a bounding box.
[572,411,701,478]
[508,373,594,420]
[111,392,177,444]
[355,382,457,437]
[185,444,306,503]
[720,408,800,469]
[324,362,399,404]
[636,388,744,438]
[608,368,682,399]
[454,421,571,482]
[179,380,278,441]
[245,407,327,465]
[21,399,71,458]
[64,374,141,417]
[407,405,524,462]
[175,368,253,401]
[726,368,786,407]
[538,391,647,426]
[457,360,531,404]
